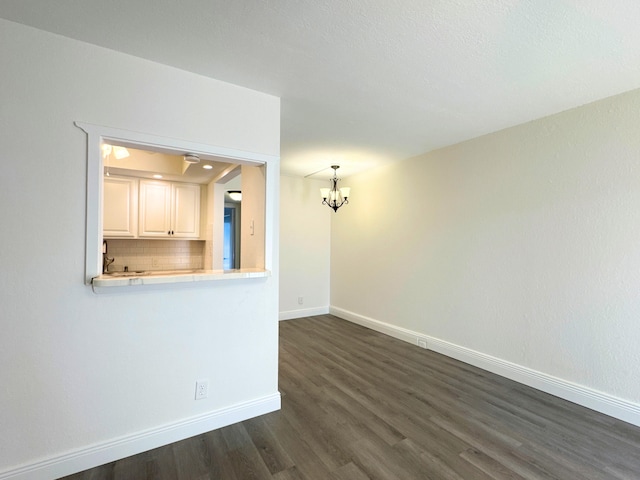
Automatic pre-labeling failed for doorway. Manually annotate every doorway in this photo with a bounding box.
[223,204,241,270]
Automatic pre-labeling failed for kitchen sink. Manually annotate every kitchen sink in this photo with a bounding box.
[103,271,150,277]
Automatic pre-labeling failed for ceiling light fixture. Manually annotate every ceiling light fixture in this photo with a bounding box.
[184,153,200,164]
[112,146,130,160]
[102,144,112,176]
[101,144,113,157]
[202,164,213,170]
[101,143,130,176]
[227,190,242,202]
[320,165,350,212]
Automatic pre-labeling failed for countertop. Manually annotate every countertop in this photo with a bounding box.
[91,268,270,292]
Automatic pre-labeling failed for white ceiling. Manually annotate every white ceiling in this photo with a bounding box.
[3,1,640,179]
[104,146,236,184]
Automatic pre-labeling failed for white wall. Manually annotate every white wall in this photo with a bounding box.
[330,88,640,423]
[279,175,331,320]
[0,19,279,479]
[241,165,266,269]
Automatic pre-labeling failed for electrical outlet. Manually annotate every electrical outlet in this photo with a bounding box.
[195,380,209,400]
[417,338,427,349]
[152,257,159,267]
[298,296,304,305]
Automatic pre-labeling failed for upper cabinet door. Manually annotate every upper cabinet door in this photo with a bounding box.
[103,176,138,238]
[172,183,201,238]
[139,179,201,239]
[139,180,172,237]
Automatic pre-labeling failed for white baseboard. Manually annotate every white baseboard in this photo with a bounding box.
[330,306,640,428]
[279,306,329,321]
[0,393,281,480]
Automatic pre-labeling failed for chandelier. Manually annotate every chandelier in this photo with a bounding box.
[321,165,350,212]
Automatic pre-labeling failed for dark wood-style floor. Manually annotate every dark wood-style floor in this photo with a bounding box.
[62,315,640,479]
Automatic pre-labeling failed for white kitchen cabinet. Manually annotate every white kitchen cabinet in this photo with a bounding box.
[139,179,201,239]
[103,176,138,238]
[171,182,201,238]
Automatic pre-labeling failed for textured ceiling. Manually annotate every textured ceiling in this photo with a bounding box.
[2,0,640,178]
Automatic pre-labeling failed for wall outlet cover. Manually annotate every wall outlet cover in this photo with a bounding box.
[195,380,209,400]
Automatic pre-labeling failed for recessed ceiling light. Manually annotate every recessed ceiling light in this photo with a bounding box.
[153,174,163,179]
[202,164,213,170]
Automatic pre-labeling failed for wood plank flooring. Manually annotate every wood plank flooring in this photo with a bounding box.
[61,315,640,479]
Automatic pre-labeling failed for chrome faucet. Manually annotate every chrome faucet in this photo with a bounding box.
[102,240,115,273]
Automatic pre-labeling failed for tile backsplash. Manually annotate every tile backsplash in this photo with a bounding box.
[105,239,205,272]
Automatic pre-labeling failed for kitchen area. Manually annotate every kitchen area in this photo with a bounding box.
[95,144,267,289]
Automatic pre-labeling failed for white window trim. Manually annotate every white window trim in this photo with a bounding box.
[75,121,278,285]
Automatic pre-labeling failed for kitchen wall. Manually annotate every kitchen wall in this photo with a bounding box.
[279,175,331,320]
[241,165,266,269]
[0,18,279,479]
[106,239,205,272]
[330,87,640,425]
